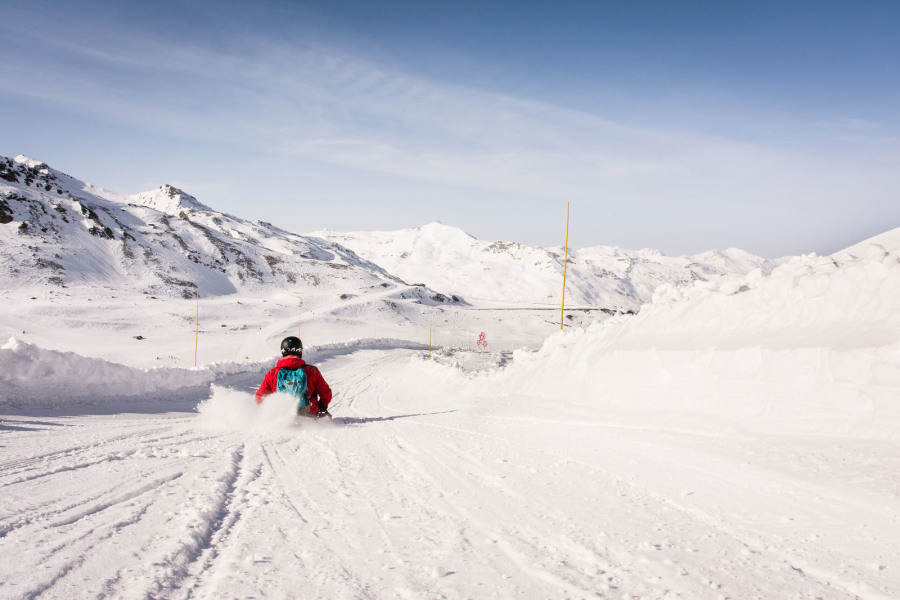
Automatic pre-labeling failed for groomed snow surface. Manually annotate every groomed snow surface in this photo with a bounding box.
[2,233,900,599]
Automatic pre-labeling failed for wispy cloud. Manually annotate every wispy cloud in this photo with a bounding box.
[2,4,898,255]
[7,15,899,195]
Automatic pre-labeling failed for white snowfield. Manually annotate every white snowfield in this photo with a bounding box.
[2,227,899,599]
[311,223,774,311]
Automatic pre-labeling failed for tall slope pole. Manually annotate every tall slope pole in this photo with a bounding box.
[560,202,570,330]
[194,291,200,367]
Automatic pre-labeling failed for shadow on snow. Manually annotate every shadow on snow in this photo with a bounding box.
[332,410,458,426]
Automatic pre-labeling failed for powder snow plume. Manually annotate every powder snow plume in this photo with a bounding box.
[193,385,339,434]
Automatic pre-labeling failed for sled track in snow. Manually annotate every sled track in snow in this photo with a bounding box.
[0,348,898,599]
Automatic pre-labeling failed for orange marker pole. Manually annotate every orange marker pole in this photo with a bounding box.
[560,202,570,330]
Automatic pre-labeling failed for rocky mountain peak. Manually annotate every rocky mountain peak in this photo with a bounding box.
[129,184,210,217]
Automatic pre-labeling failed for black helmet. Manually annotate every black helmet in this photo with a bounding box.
[280,336,303,357]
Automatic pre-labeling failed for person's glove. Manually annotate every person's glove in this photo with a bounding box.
[315,407,332,419]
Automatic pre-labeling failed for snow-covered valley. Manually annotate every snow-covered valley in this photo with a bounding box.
[2,155,899,599]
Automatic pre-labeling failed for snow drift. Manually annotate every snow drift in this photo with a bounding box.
[0,336,428,410]
[0,336,263,410]
[473,235,900,440]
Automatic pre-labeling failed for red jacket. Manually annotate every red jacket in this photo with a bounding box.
[255,356,332,413]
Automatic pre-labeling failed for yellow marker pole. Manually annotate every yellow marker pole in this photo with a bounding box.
[560,202,570,330]
[194,291,200,367]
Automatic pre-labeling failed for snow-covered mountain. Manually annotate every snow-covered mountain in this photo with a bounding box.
[0,155,444,302]
[3,154,776,318]
[311,222,776,311]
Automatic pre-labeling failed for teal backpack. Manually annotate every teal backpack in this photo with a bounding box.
[276,367,309,409]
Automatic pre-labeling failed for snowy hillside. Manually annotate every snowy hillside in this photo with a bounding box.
[2,154,773,319]
[0,155,420,299]
[481,230,900,439]
[1,228,899,598]
[312,222,775,311]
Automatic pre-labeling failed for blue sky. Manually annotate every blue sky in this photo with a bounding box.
[1,0,898,257]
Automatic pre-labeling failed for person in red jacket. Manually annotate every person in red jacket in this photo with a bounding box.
[255,336,333,418]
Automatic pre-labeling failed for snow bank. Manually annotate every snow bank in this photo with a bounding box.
[0,336,256,410]
[306,337,430,361]
[478,242,900,440]
[0,336,428,412]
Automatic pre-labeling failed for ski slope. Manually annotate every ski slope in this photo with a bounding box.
[2,154,899,598]
[1,344,897,599]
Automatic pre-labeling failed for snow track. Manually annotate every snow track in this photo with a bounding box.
[1,349,898,599]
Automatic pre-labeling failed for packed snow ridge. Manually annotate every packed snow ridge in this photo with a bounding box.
[483,237,900,440]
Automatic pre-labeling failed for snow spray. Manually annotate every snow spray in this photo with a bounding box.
[195,385,299,433]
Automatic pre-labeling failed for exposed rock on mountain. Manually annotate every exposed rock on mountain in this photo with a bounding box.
[0,155,418,300]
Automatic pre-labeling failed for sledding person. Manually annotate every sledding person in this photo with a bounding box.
[255,336,333,418]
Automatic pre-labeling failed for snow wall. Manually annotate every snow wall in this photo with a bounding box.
[0,336,242,410]
[470,239,900,441]
[0,337,427,411]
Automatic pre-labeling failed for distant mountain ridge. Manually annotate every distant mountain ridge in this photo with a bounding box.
[0,155,422,301]
[311,222,777,312]
[1,154,783,314]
